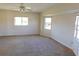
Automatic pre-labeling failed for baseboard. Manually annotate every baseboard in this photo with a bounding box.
[0,34,40,37]
[50,37,76,56]
[40,35,71,48]
[40,35,51,39]
[40,35,75,55]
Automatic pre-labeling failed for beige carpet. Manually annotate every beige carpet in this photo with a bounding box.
[0,35,75,56]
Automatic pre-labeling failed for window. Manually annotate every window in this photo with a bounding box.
[74,16,79,40]
[44,17,51,30]
[14,17,28,26]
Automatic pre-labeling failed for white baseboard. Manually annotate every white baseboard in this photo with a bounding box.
[0,34,40,37]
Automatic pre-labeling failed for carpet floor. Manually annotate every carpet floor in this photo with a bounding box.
[0,35,75,56]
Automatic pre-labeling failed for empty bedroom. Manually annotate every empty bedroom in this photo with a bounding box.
[0,3,79,56]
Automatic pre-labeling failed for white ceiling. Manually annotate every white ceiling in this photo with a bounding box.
[0,3,57,12]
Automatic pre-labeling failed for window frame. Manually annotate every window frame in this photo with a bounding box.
[44,16,52,30]
[14,16,29,26]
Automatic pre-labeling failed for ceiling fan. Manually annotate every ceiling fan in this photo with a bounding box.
[18,3,31,13]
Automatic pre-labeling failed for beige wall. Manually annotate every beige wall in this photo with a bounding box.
[40,4,79,55]
[0,10,7,36]
[40,12,75,49]
[0,10,40,36]
[40,14,51,37]
[0,4,79,55]
[51,14,75,48]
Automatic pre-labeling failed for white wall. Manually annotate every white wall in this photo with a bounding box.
[0,10,40,36]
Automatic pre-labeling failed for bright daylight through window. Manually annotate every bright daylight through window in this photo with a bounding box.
[14,17,28,26]
[74,16,79,40]
[44,17,51,30]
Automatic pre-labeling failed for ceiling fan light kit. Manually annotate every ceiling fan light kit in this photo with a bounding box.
[19,3,31,13]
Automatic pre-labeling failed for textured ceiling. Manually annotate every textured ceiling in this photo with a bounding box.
[0,3,57,12]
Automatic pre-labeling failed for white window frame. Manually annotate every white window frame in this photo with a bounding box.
[14,17,28,26]
[44,16,52,30]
